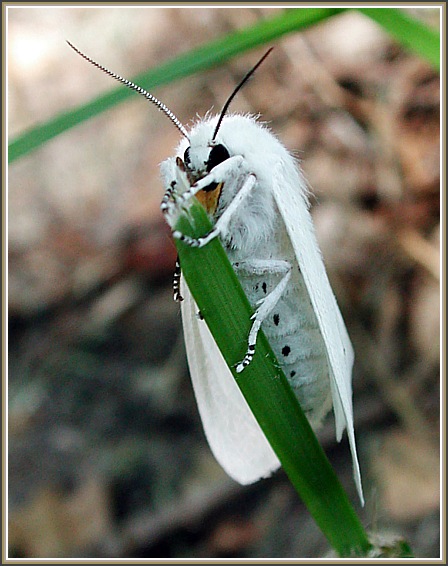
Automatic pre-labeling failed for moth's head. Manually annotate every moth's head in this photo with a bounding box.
[177,120,230,182]
[175,118,231,214]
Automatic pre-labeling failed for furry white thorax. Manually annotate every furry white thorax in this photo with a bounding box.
[167,114,308,256]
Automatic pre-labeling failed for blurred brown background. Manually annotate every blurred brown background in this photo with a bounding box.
[7,6,441,559]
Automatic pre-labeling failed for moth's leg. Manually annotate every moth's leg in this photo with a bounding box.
[176,155,244,206]
[233,259,292,373]
[160,158,191,220]
[160,180,179,214]
[173,258,201,316]
[172,171,256,248]
[172,255,183,302]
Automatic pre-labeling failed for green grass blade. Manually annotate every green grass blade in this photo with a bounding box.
[175,201,372,557]
[8,7,346,163]
[357,7,440,69]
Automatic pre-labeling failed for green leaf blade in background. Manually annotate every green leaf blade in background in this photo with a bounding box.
[357,7,440,69]
[8,7,439,164]
[9,7,346,163]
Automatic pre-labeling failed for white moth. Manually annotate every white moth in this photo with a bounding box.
[68,43,364,505]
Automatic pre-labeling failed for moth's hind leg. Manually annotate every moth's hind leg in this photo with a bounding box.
[233,260,292,373]
[172,255,183,302]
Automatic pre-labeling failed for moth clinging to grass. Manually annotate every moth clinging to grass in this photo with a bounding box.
[67,41,364,505]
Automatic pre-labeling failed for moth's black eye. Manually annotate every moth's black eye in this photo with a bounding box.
[206,144,230,172]
[184,146,191,166]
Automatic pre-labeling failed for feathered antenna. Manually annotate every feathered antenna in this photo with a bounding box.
[67,41,189,140]
[212,47,273,141]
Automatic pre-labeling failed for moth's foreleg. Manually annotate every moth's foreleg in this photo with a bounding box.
[160,158,190,220]
[172,172,256,248]
[233,260,292,373]
[160,180,179,214]
[175,155,244,207]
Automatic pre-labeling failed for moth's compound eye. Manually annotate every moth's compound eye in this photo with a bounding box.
[184,147,191,166]
[206,144,230,173]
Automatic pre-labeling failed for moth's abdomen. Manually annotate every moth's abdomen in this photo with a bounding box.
[268,326,332,427]
[242,269,332,429]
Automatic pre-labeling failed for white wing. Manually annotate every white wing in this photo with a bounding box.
[272,164,364,505]
[180,277,280,484]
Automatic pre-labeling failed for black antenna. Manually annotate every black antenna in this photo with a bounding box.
[67,41,189,140]
[212,47,273,142]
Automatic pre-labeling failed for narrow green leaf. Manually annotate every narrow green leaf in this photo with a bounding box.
[175,200,372,557]
[9,8,346,163]
[357,7,440,69]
